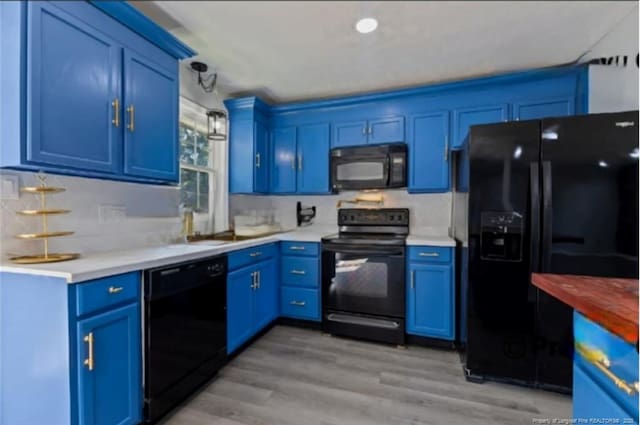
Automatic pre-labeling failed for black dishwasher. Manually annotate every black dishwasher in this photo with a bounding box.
[144,255,227,424]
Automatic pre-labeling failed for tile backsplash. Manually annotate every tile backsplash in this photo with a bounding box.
[230,190,452,234]
[0,171,184,258]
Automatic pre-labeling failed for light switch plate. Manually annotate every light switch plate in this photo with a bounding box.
[0,174,20,200]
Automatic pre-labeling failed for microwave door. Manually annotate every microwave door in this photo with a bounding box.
[333,157,388,190]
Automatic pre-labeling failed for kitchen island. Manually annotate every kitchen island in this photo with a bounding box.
[531,273,639,424]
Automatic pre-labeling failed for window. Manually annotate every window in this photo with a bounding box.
[179,98,215,226]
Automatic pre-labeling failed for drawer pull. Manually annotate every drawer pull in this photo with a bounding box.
[290,300,306,307]
[576,342,638,396]
[108,286,124,294]
[83,332,94,371]
[290,269,306,275]
[249,251,262,257]
[289,246,306,251]
[419,252,439,257]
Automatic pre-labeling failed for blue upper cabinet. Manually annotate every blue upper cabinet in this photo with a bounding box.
[408,111,450,193]
[514,97,575,121]
[123,49,179,181]
[332,116,405,147]
[0,1,195,184]
[453,103,509,150]
[297,123,331,194]
[333,120,368,147]
[76,303,141,425]
[271,126,297,193]
[26,2,122,174]
[254,121,270,193]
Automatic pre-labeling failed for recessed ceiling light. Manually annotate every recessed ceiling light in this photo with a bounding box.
[355,17,378,34]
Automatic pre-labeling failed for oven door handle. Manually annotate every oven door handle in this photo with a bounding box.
[323,246,405,257]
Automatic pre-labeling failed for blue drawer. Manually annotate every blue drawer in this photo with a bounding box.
[574,311,639,420]
[280,241,319,257]
[281,256,319,288]
[228,243,278,271]
[280,287,320,321]
[74,272,140,317]
[408,246,452,263]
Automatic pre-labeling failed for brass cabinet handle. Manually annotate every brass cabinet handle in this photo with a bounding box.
[111,98,120,127]
[411,270,415,289]
[290,300,306,307]
[289,246,305,251]
[255,153,261,168]
[444,135,449,162]
[249,251,262,257]
[108,286,123,294]
[83,332,94,371]
[290,269,306,275]
[127,105,135,132]
[576,342,638,396]
[419,252,439,257]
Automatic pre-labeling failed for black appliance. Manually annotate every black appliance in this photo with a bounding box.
[460,111,639,392]
[322,208,409,345]
[144,256,227,423]
[330,144,407,191]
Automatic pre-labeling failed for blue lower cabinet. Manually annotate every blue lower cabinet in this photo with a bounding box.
[281,256,319,288]
[254,258,279,331]
[227,266,255,353]
[280,287,320,321]
[406,262,454,340]
[76,303,141,425]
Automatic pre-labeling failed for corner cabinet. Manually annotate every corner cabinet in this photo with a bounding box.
[0,1,194,184]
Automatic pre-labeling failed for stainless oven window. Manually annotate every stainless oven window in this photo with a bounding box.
[333,257,388,298]
[336,161,385,181]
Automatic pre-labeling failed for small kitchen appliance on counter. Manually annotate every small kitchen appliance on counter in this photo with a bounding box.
[296,201,316,227]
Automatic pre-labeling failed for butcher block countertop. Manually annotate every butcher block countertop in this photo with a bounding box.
[532,273,639,344]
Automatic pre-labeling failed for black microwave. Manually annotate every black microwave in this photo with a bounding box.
[330,144,407,191]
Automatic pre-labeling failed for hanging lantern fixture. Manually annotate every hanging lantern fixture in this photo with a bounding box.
[207,109,227,141]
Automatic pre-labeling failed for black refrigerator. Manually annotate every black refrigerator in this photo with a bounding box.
[459,110,639,392]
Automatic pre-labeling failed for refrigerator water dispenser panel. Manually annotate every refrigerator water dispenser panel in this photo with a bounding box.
[480,212,523,261]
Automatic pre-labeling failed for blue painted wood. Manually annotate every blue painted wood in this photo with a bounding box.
[0,273,72,425]
[254,258,279,332]
[574,312,639,420]
[573,363,638,424]
[254,121,270,193]
[281,256,319,288]
[76,303,141,425]
[89,1,196,59]
[271,126,297,193]
[407,263,455,340]
[332,120,368,147]
[452,103,509,150]
[74,272,139,317]
[280,241,320,257]
[408,246,452,263]
[297,123,331,193]
[228,118,255,193]
[227,265,255,354]
[26,1,122,174]
[408,111,450,192]
[514,97,575,121]
[368,116,405,144]
[228,243,278,271]
[280,287,320,321]
[123,48,179,182]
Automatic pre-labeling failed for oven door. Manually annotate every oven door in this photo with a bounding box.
[322,244,405,318]
[331,155,390,191]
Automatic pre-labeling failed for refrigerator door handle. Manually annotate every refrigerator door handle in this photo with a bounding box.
[528,162,541,302]
[541,161,552,272]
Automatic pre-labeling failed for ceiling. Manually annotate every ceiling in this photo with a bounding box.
[132,1,637,104]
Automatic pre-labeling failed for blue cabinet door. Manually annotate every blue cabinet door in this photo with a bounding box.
[297,123,330,193]
[514,97,574,121]
[254,121,270,193]
[123,49,179,181]
[332,120,368,147]
[271,126,297,193]
[228,119,254,193]
[408,112,450,192]
[254,259,278,332]
[27,2,122,174]
[76,303,141,425]
[368,116,405,144]
[227,267,255,353]
[452,104,509,149]
[407,263,454,340]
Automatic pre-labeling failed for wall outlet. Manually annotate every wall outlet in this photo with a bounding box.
[0,174,20,200]
[98,204,127,224]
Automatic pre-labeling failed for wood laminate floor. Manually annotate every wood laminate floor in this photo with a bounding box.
[162,325,571,425]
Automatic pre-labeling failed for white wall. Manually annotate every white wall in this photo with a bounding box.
[587,7,639,113]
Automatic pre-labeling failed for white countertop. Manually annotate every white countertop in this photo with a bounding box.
[0,227,454,283]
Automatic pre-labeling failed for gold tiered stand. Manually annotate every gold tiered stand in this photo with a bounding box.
[9,176,80,264]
